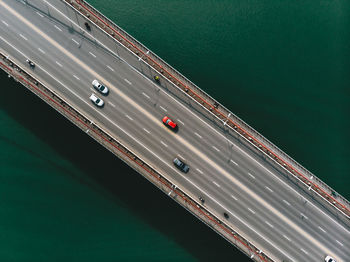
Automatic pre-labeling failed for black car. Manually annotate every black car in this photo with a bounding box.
[173,158,189,173]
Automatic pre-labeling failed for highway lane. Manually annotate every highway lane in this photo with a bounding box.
[0,1,348,260]
[1,0,349,261]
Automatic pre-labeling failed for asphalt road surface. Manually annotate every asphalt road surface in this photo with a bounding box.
[0,0,349,261]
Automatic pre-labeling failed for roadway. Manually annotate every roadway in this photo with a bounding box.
[0,0,349,261]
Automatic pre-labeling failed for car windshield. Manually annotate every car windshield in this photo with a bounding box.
[166,119,171,124]
[99,85,105,90]
[96,98,100,103]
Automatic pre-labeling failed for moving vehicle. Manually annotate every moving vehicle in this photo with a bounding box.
[89,93,104,107]
[92,79,109,95]
[173,158,189,173]
[324,255,336,262]
[162,116,177,130]
[84,22,91,31]
[26,59,35,68]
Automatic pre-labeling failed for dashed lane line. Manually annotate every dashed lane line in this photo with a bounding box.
[196,168,204,175]
[142,92,150,99]
[108,101,116,107]
[55,61,62,67]
[124,78,132,85]
[54,25,62,32]
[143,128,150,134]
[73,75,80,80]
[160,105,167,112]
[265,186,273,193]
[36,11,44,18]
[248,208,255,214]
[89,51,96,58]
[38,48,45,54]
[230,160,238,166]
[2,20,8,27]
[19,34,27,41]
[212,146,220,152]
[283,200,291,206]
[72,38,79,45]
[194,132,202,139]
[212,181,220,188]
[107,65,114,72]
[125,115,133,121]
[160,141,168,148]
[248,172,255,179]
[177,119,184,125]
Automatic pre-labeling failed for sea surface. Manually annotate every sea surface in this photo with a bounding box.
[1,0,349,261]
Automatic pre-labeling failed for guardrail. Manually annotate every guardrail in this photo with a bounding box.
[0,50,273,262]
[67,0,350,222]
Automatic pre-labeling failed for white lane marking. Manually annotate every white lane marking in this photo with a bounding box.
[73,75,80,80]
[212,146,220,152]
[160,141,168,148]
[54,25,62,32]
[125,115,133,121]
[2,20,8,27]
[265,186,273,193]
[159,105,167,112]
[142,92,150,99]
[38,48,45,54]
[248,208,255,214]
[72,38,79,45]
[248,172,255,179]
[89,51,96,58]
[0,7,333,260]
[196,168,203,175]
[124,78,132,85]
[108,101,116,108]
[55,61,62,67]
[230,160,238,166]
[300,213,308,220]
[177,154,185,160]
[177,119,184,125]
[318,226,326,233]
[300,248,308,255]
[231,195,237,201]
[143,128,150,134]
[194,132,202,139]
[265,221,274,228]
[107,65,114,72]
[36,11,44,18]
[0,5,298,258]
[212,181,220,188]
[283,200,291,206]
[336,240,343,246]
[19,34,27,41]
[283,235,291,242]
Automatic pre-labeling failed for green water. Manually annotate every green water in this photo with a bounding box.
[1,0,349,261]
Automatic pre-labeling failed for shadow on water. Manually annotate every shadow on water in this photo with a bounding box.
[0,71,251,261]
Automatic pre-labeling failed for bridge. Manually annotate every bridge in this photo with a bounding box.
[0,0,349,261]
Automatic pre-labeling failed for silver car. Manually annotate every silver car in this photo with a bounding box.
[89,93,104,107]
[92,79,109,95]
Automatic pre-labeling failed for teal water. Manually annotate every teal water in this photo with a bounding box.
[1,0,349,261]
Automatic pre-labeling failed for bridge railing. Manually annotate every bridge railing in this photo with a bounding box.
[66,0,350,221]
[0,50,273,262]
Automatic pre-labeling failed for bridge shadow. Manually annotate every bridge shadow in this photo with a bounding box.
[0,72,251,261]
[23,1,122,62]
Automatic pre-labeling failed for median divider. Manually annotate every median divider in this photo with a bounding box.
[63,0,350,222]
[0,51,273,262]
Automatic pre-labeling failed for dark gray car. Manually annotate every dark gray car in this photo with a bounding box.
[173,158,189,173]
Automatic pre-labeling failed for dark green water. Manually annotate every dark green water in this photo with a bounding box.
[1,0,349,261]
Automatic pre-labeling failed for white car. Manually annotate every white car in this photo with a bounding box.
[92,79,108,95]
[89,93,104,107]
[325,255,336,262]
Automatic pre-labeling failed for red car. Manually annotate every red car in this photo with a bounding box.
[162,116,177,130]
